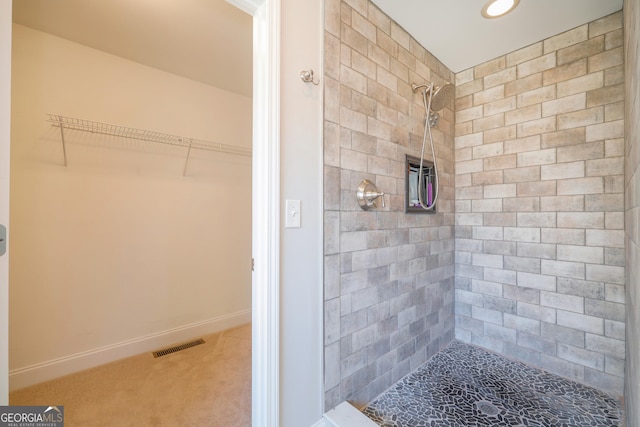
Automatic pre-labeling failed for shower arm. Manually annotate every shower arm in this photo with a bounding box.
[411,83,431,93]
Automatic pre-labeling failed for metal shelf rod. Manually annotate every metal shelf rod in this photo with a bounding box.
[46,114,252,166]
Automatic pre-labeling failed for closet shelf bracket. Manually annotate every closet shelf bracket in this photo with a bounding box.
[46,114,252,171]
[183,142,193,176]
[58,118,68,167]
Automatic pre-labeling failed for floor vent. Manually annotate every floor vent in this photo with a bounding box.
[152,338,205,358]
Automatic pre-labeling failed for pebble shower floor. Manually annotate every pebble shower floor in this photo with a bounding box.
[363,341,623,426]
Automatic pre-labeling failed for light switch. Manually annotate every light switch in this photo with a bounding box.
[285,199,301,228]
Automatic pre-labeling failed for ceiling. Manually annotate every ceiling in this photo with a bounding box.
[12,0,253,98]
[12,0,624,96]
[371,0,624,73]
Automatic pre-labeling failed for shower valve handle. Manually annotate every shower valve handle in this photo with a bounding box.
[368,191,385,208]
[357,179,385,210]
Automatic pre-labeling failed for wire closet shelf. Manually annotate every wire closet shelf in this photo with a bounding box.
[46,114,252,170]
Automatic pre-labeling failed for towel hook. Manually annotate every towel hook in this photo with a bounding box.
[300,69,320,85]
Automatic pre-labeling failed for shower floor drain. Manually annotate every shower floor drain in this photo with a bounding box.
[475,400,500,416]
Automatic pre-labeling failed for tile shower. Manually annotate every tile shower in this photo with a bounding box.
[323,0,456,408]
[323,0,630,423]
[454,11,625,395]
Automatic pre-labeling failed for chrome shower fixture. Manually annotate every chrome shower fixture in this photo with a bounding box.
[411,82,454,128]
[428,112,440,128]
[411,82,455,111]
[410,80,455,212]
[429,83,455,112]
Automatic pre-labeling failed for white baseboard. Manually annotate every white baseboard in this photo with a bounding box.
[9,309,251,391]
[310,419,327,427]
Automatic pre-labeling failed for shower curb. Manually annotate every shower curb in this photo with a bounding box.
[323,402,377,427]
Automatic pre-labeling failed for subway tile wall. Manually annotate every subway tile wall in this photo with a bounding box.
[454,12,625,395]
[624,0,640,423]
[323,0,456,409]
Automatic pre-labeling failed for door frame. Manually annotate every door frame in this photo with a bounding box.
[0,1,282,421]
[227,0,281,425]
[0,0,11,405]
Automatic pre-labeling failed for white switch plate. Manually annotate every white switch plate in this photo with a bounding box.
[285,199,301,228]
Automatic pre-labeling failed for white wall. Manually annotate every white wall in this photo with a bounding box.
[279,0,324,424]
[0,0,12,405]
[9,24,252,388]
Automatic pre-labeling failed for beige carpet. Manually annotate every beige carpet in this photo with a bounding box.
[10,324,251,426]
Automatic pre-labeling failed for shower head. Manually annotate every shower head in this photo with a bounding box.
[428,83,455,112]
[411,82,455,112]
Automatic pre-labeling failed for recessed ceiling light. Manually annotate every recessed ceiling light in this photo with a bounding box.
[481,0,520,19]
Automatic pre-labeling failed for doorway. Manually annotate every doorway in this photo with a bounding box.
[8,0,253,415]
[2,1,282,423]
